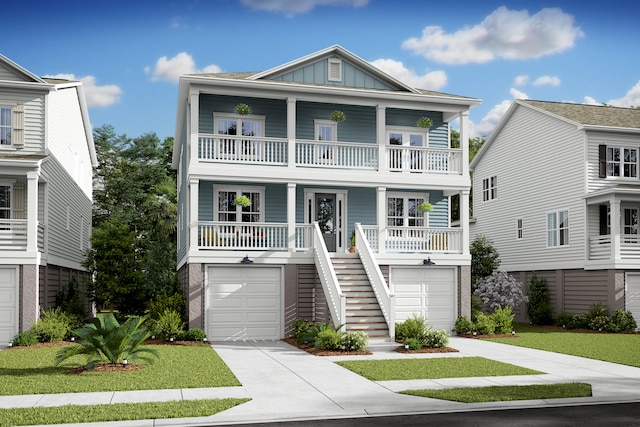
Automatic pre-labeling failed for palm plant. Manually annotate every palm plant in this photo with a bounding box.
[55,313,158,371]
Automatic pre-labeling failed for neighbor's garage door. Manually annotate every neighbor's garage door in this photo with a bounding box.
[0,267,18,345]
[391,267,456,332]
[626,273,640,329]
[206,266,282,341]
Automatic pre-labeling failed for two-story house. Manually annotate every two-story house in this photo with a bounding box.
[471,99,640,324]
[0,55,96,344]
[172,45,480,341]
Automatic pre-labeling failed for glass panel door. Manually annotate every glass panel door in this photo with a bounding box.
[316,193,336,252]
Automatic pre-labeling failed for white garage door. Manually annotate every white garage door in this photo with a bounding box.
[206,266,282,341]
[626,273,640,329]
[391,267,456,332]
[0,267,18,345]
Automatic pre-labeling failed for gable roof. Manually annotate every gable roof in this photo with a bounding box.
[0,54,51,87]
[471,99,640,169]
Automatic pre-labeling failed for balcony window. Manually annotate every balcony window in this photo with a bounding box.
[214,113,265,158]
[215,186,264,223]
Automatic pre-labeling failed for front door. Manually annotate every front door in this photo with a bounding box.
[316,193,336,252]
[305,190,347,253]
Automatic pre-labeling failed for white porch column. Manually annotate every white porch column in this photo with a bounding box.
[461,189,470,255]
[459,111,470,176]
[287,97,297,168]
[376,105,386,172]
[377,186,386,254]
[189,91,199,164]
[26,170,38,253]
[611,198,621,260]
[189,178,199,252]
[287,183,296,251]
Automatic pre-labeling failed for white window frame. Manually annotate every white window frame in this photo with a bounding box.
[386,192,430,228]
[387,126,430,172]
[328,58,342,82]
[314,119,337,164]
[0,182,12,220]
[213,185,265,223]
[482,176,497,201]
[606,146,638,178]
[213,113,266,159]
[516,218,523,240]
[547,209,569,247]
[0,105,12,146]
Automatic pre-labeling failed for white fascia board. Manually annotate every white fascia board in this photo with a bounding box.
[0,80,55,92]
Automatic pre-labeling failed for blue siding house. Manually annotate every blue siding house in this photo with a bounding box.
[172,46,480,341]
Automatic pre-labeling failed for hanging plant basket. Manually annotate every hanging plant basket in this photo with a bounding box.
[417,117,433,128]
[235,103,252,115]
[234,195,251,207]
[330,110,345,123]
[417,202,433,213]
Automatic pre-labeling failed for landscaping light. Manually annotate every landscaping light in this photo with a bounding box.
[203,337,208,342]
[472,332,477,336]
[169,337,174,342]
[8,342,12,347]
[511,331,515,335]
[70,337,75,342]
[151,335,156,340]
[122,359,128,368]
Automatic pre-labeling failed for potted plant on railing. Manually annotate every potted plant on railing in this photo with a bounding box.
[349,230,356,253]
[235,103,252,116]
[416,117,432,128]
[417,202,433,214]
[330,110,345,123]
[234,195,251,208]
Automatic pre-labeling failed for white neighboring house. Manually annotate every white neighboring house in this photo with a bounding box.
[0,55,96,345]
[470,99,640,324]
[172,45,480,341]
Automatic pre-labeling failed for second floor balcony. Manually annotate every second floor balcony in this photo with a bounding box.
[0,219,45,252]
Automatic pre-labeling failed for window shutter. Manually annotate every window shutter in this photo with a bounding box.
[598,145,606,178]
[599,204,608,235]
[13,182,25,220]
[13,105,24,149]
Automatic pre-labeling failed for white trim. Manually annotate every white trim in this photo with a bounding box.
[328,58,342,82]
[546,209,570,248]
[303,188,348,252]
[213,185,265,223]
[387,191,431,227]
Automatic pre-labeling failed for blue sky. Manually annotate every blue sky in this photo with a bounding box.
[5,0,640,140]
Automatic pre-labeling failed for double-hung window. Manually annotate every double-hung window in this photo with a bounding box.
[214,114,265,160]
[600,145,638,178]
[0,107,11,146]
[315,120,337,163]
[547,210,569,247]
[482,176,497,201]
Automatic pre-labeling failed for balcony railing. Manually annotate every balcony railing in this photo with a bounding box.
[362,226,462,253]
[197,135,462,174]
[0,219,44,252]
[589,235,640,260]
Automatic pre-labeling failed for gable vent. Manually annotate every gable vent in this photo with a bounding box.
[328,58,342,82]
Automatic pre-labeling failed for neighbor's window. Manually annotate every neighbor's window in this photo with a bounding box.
[516,218,523,240]
[0,107,11,146]
[482,176,497,201]
[547,210,569,247]
[604,146,638,178]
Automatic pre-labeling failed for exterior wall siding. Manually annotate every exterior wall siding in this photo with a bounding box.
[199,95,287,137]
[296,102,376,143]
[0,88,45,155]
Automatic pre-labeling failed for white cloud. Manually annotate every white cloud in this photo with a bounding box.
[370,58,447,90]
[533,75,561,86]
[240,0,368,16]
[583,96,599,105]
[149,52,222,83]
[510,88,529,100]
[473,89,529,138]
[607,81,640,108]
[402,6,584,65]
[514,75,529,86]
[45,73,121,107]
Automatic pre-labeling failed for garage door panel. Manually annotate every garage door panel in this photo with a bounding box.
[209,296,244,309]
[209,311,243,323]
[0,267,17,344]
[246,311,279,323]
[246,282,279,293]
[394,283,423,293]
[396,297,424,307]
[210,283,245,294]
[247,297,278,308]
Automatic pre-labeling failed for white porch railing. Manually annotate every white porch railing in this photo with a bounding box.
[361,225,463,253]
[198,135,288,165]
[387,146,462,174]
[296,140,377,169]
[313,222,346,330]
[198,222,313,251]
[589,235,640,260]
[0,219,27,249]
[355,223,394,338]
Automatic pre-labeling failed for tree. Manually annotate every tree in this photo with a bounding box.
[474,271,527,312]
[526,273,554,325]
[470,235,500,287]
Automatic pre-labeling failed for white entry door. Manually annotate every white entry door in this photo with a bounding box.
[206,266,282,341]
[0,267,18,344]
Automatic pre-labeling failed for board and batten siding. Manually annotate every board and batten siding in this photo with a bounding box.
[471,104,586,272]
[0,88,45,155]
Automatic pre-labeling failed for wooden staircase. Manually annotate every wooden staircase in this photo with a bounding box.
[331,255,389,338]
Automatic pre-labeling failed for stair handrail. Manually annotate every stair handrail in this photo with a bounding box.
[312,222,346,330]
[355,223,395,339]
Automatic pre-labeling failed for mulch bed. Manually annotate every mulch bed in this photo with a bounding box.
[282,337,372,356]
[457,333,518,339]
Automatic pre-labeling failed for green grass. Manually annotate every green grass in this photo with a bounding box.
[485,323,640,368]
[0,344,240,395]
[0,398,250,427]
[401,383,592,403]
[335,357,543,381]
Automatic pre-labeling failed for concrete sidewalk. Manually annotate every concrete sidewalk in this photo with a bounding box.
[3,337,640,426]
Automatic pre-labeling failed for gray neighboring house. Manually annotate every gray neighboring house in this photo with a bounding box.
[0,55,96,344]
[172,45,480,341]
[470,99,640,324]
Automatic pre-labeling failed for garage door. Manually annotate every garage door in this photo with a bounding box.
[391,267,456,332]
[626,273,640,329]
[206,266,282,341]
[0,267,18,345]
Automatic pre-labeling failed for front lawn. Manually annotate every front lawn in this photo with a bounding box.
[0,344,240,395]
[485,323,640,368]
[335,357,543,381]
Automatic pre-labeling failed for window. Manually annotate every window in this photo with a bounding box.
[0,107,11,146]
[387,128,428,171]
[482,176,497,201]
[215,186,264,223]
[547,210,569,247]
[624,208,638,235]
[315,120,337,162]
[214,114,265,159]
[0,185,10,219]
[328,58,342,82]
[600,145,638,178]
[516,218,523,240]
[387,194,428,228]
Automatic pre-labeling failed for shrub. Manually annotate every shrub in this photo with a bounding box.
[315,328,343,350]
[471,295,483,322]
[526,273,554,325]
[567,313,589,329]
[455,316,474,334]
[491,305,515,334]
[147,293,186,325]
[32,307,74,342]
[341,331,369,351]
[611,310,637,332]
[554,312,575,327]
[183,328,206,341]
[474,271,527,313]
[470,235,500,288]
[474,312,496,335]
[395,313,429,342]
[12,331,38,347]
[424,329,449,348]
[298,322,336,345]
[586,302,608,322]
[55,276,87,321]
[291,318,315,339]
[403,337,423,350]
[589,315,611,332]
[154,309,185,340]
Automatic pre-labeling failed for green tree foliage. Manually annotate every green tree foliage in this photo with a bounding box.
[86,125,177,314]
[470,235,500,287]
[526,273,554,325]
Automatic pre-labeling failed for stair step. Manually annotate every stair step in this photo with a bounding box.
[346,310,385,317]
